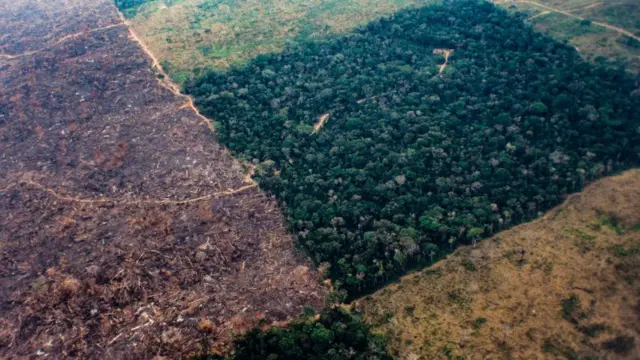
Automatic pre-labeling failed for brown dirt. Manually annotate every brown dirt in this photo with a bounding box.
[360,169,640,359]
[433,48,453,74]
[313,113,330,133]
[0,0,326,359]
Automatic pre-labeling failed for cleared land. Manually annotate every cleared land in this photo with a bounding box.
[360,169,640,359]
[0,0,325,358]
[496,0,640,72]
[125,0,436,83]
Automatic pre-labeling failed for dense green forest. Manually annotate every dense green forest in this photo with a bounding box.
[114,0,153,18]
[198,309,390,360]
[188,0,640,297]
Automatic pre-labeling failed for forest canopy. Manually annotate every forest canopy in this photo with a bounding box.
[114,0,153,18]
[187,0,640,297]
[197,309,391,360]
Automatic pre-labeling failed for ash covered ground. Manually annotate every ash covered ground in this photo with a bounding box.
[0,0,326,358]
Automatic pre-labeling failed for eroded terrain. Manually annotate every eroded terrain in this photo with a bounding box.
[0,0,325,358]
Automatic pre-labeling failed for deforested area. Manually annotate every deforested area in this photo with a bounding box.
[496,0,640,73]
[360,169,640,359]
[0,0,325,358]
[187,0,640,298]
[114,0,437,84]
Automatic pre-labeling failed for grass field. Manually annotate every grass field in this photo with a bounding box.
[126,0,436,83]
[496,0,640,72]
[360,169,640,359]
[125,0,640,83]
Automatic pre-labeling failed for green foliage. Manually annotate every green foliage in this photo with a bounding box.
[599,213,624,235]
[541,338,579,360]
[461,259,476,272]
[114,0,153,18]
[602,335,636,354]
[203,309,392,360]
[187,0,640,297]
[578,323,607,337]
[609,244,640,257]
[561,294,587,324]
[472,317,487,330]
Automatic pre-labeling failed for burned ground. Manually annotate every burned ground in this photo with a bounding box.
[0,0,325,358]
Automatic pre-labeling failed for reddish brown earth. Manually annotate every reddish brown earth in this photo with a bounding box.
[0,0,326,358]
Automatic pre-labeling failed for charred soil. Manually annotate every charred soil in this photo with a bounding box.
[0,0,325,358]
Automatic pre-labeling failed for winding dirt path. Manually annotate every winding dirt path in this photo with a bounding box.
[0,22,127,60]
[527,10,551,20]
[434,48,453,74]
[517,0,640,41]
[313,113,330,133]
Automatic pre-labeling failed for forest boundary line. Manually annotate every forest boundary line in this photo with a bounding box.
[516,0,640,41]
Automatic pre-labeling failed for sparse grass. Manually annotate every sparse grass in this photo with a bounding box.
[569,228,596,253]
[597,211,624,235]
[127,0,439,83]
[361,170,640,359]
[461,259,476,271]
[497,0,640,72]
[561,294,587,324]
[578,323,607,337]
[473,317,488,330]
[609,244,640,257]
[542,337,579,360]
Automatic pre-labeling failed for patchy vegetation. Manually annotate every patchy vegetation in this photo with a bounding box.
[196,308,391,360]
[122,0,435,83]
[188,0,640,296]
[360,170,640,359]
[496,0,640,72]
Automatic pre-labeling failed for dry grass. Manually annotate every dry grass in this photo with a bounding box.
[127,0,437,83]
[360,169,640,359]
[496,0,640,72]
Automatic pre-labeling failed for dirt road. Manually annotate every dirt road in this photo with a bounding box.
[517,0,640,42]
[0,0,325,358]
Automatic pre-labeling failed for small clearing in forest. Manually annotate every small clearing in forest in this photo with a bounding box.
[313,113,330,133]
[433,48,453,74]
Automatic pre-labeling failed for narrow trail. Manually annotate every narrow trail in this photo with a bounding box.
[0,22,127,60]
[527,10,551,20]
[0,180,258,205]
[313,113,330,133]
[565,1,602,12]
[114,10,216,133]
[517,0,640,41]
[433,49,453,74]
[579,2,602,11]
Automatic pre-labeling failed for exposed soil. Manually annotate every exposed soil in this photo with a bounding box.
[0,0,326,359]
[360,169,640,359]
[313,113,330,133]
[433,48,453,74]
